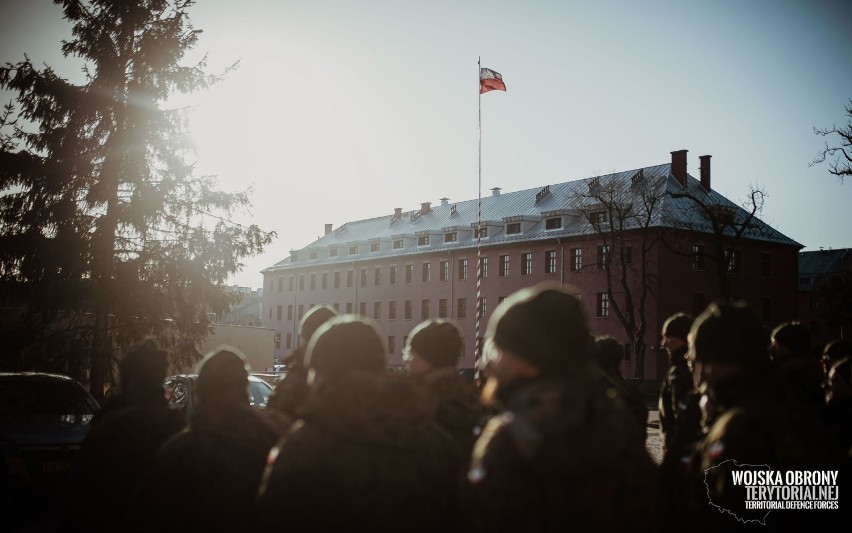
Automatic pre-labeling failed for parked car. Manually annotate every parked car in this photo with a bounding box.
[164,374,273,421]
[0,373,99,487]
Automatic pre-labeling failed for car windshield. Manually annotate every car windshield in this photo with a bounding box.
[248,379,273,408]
[0,380,97,415]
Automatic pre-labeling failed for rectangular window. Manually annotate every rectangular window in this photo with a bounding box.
[439,299,448,318]
[692,244,704,271]
[310,274,316,290]
[457,298,467,319]
[404,300,413,320]
[359,302,367,316]
[393,239,404,249]
[590,211,607,224]
[459,259,468,280]
[570,248,582,272]
[388,336,396,355]
[373,302,381,320]
[440,260,449,282]
[761,253,771,277]
[545,217,562,230]
[268,308,272,319]
[286,333,292,350]
[478,257,488,279]
[521,253,533,275]
[692,293,706,317]
[421,299,430,320]
[596,245,609,270]
[288,275,294,291]
[299,275,305,290]
[321,272,328,289]
[360,268,367,287]
[287,305,293,320]
[417,235,430,246]
[475,227,488,239]
[444,232,457,243]
[346,302,353,314]
[506,222,521,235]
[347,270,354,288]
[596,292,610,317]
[422,262,431,282]
[405,264,414,283]
[333,303,339,312]
[623,343,633,362]
[278,277,283,292]
[477,297,487,319]
[725,249,740,273]
[309,251,317,260]
[370,242,380,252]
[624,247,633,265]
[390,265,397,285]
[374,267,382,286]
[276,305,282,321]
[388,301,397,320]
[499,255,510,277]
[329,248,338,257]
[349,245,358,255]
[545,250,557,274]
[298,304,304,319]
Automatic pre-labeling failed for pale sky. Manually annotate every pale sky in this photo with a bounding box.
[2,0,851,288]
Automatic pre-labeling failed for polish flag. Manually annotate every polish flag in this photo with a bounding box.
[480,68,506,94]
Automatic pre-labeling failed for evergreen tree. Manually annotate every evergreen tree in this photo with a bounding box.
[0,0,274,402]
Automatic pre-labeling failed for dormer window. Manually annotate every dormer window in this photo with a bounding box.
[417,235,430,246]
[506,223,521,235]
[329,248,338,257]
[309,251,318,260]
[475,227,488,239]
[393,239,404,249]
[370,242,380,252]
[590,211,607,224]
[444,232,457,243]
[349,245,358,255]
[291,254,299,262]
[545,217,562,230]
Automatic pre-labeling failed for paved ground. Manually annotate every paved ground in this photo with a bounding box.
[646,410,663,465]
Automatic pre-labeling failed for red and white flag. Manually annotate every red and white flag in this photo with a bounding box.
[480,67,506,94]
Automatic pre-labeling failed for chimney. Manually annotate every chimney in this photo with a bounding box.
[699,155,711,191]
[324,223,333,235]
[439,197,449,206]
[420,202,431,215]
[491,187,501,196]
[393,207,402,219]
[671,149,688,188]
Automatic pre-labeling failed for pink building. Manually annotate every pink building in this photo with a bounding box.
[262,150,800,381]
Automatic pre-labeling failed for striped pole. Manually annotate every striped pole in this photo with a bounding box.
[475,57,483,375]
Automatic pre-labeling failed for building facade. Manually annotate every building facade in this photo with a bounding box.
[262,150,800,380]
[798,248,852,348]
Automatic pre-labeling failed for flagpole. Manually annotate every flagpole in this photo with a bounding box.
[475,56,483,374]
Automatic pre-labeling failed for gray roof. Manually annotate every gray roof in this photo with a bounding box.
[264,163,799,273]
[798,248,852,291]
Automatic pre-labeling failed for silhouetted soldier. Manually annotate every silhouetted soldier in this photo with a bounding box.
[686,302,838,531]
[129,347,278,532]
[66,339,184,532]
[463,284,661,533]
[658,313,700,459]
[593,335,648,444]
[770,321,824,414]
[822,339,852,389]
[267,305,336,420]
[405,319,485,462]
[257,316,462,533]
